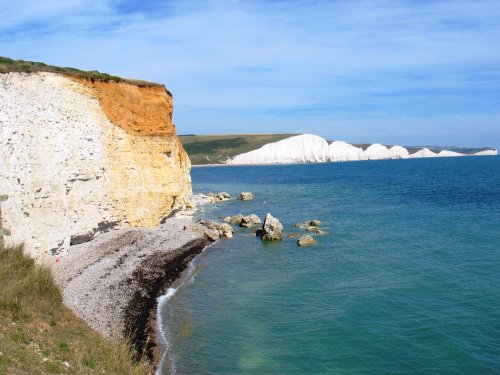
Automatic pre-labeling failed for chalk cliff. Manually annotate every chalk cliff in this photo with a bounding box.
[227,134,498,165]
[0,72,191,261]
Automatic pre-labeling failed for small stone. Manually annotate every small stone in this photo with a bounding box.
[297,235,315,247]
[240,214,261,228]
[261,213,284,241]
[238,192,254,200]
[288,233,299,238]
[63,361,70,368]
[309,219,321,226]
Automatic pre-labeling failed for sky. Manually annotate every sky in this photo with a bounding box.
[1,0,499,148]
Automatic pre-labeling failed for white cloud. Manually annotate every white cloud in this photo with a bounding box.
[1,0,499,147]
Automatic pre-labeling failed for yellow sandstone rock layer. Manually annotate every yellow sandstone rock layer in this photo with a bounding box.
[74,77,192,227]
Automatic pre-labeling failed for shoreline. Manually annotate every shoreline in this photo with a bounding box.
[191,153,499,167]
[51,216,215,371]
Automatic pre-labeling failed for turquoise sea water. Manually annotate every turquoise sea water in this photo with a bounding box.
[159,156,500,375]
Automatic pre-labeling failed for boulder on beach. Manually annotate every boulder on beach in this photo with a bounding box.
[239,192,254,200]
[297,235,315,247]
[204,221,234,239]
[261,213,284,241]
[183,223,220,241]
[240,214,261,228]
[224,214,244,224]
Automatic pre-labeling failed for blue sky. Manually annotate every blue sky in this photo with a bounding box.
[1,0,499,148]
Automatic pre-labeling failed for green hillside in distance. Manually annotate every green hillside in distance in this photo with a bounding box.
[179,134,296,164]
[180,134,495,165]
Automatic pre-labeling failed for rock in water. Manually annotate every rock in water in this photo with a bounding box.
[305,226,320,232]
[207,192,231,202]
[204,221,234,239]
[217,192,231,200]
[297,235,315,247]
[309,219,321,226]
[240,214,262,228]
[224,214,244,224]
[239,192,254,200]
[261,213,284,241]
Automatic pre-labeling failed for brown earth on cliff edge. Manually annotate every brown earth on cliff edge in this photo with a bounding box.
[72,76,175,136]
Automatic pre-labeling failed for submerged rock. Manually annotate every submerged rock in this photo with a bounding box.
[305,226,320,232]
[240,214,261,228]
[309,219,321,226]
[239,192,254,200]
[297,235,315,247]
[293,221,308,228]
[288,233,299,239]
[261,213,284,241]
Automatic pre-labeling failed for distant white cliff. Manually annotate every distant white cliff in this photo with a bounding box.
[408,148,438,158]
[228,134,330,164]
[226,134,498,165]
[474,150,498,156]
[328,141,365,161]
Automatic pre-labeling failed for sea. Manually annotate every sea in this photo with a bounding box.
[158,156,500,375]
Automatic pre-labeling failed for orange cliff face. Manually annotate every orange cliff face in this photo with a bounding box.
[74,78,175,136]
[72,77,192,228]
[0,72,192,260]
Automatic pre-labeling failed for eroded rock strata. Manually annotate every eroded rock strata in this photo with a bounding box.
[0,72,191,260]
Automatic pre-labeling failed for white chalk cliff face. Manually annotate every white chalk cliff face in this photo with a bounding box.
[227,134,497,165]
[408,148,438,158]
[229,134,330,164]
[0,72,191,261]
[328,141,365,161]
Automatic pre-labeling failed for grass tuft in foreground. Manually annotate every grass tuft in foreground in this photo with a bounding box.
[0,244,151,374]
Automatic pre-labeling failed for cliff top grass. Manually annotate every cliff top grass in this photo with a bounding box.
[0,56,171,94]
[0,244,151,374]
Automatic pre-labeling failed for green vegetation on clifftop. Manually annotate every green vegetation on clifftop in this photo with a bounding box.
[0,244,150,375]
[0,56,168,92]
[179,134,296,164]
